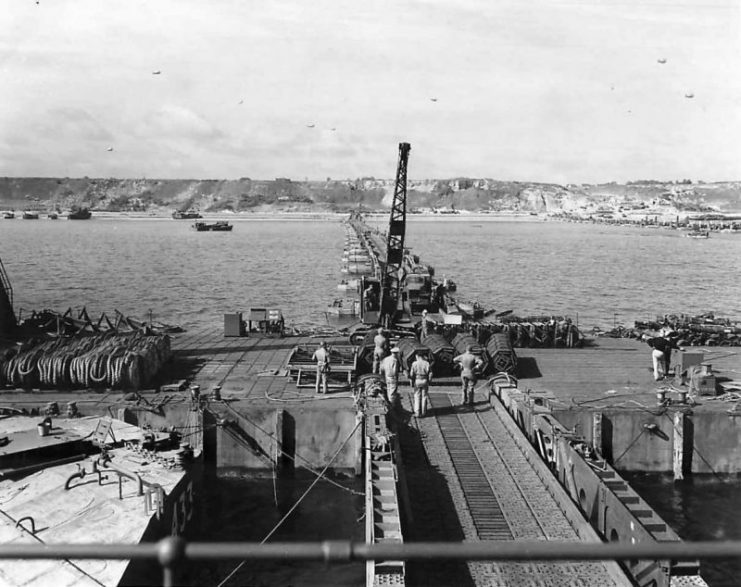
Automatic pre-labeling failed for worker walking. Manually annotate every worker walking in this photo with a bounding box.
[380,347,403,406]
[372,327,389,375]
[409,350,432,417]
[312,341,330,394]
[453,345,483,407]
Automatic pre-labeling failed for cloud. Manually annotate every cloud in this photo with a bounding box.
[21,107,114,142]
[136,105,223,141]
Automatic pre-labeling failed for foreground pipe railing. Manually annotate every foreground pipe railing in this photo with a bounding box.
[2,539,741,586]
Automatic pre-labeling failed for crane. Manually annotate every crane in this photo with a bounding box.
[379,142,411,327]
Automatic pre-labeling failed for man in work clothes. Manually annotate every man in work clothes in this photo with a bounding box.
[312,341,330,394]
[380,347,403,406]
[409,350,432,417]
[646,334,680,381]
[453,345,483,407]
[420,309,433,338]
[372,327,389,375]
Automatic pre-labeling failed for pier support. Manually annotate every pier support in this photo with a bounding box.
[673,411,685,481]
[274,409,285,470]
[592,412,603,456]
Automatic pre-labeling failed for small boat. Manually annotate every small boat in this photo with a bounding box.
[22,211,39,219]
[67,207,92,220]
[326,298,361,317]
[48,212,58,220]
[685,231,709,239]
[173,209,202,219]
[3,212,14,219]
[193,221,233,232]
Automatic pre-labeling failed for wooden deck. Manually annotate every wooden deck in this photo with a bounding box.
[1,328,737,418]
[167,328,357,410]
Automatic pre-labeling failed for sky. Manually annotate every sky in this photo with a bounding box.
[1,0,740,183]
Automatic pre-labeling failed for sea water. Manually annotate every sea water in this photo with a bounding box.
[1,216,740,586]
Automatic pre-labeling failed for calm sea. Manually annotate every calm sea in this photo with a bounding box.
[1,215,740,586]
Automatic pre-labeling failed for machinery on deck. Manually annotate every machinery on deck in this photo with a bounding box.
[357,143,412,331]
[379,142,411,327]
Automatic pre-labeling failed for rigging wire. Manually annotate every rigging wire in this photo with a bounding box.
[219,401,363,496]
[214,419,362,587]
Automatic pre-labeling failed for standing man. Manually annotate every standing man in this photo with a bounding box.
[312,341,330,394]
[372,327,389,375]
[646,334,680,381]
[453,345,483,407]
[409,350,432,417]
[420,309,433,338]
[380,347,402,406]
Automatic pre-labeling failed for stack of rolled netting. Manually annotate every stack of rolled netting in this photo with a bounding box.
[0,332,171,390]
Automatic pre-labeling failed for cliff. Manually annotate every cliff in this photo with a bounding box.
[1,176,740,216]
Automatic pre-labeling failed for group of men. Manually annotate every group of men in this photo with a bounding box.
[373,327,432,417]
[312,326,486,415]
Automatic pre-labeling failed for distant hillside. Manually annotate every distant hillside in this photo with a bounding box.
[1,176,740,215]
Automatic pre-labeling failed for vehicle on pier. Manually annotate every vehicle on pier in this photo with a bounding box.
[337,278,360,292]
[326,298,361,317]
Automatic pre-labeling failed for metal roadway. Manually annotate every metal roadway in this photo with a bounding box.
[397,387,631,586]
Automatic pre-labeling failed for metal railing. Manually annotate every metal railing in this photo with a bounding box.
[2,538,740,587]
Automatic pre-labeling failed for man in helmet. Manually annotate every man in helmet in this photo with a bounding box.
[380,346,403,406]
[372,327,389,375]
[409,350,432,417]
[453,345,484,407]
[312,341,331,394]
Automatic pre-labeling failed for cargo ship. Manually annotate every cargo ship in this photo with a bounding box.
[67,207,92,220]
[193,220,232,231]
[172,209,202,220]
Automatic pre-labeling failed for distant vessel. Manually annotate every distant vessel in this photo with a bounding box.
[67,207,92,220]
[685,230,709,239]
[173,209,202,219]
[193,220,233,232]
[3,212,14,219]
[22,211,39,220]
[48,212,58,220]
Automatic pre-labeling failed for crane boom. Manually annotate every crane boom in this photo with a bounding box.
[379,142,411,327]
